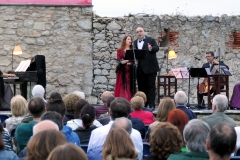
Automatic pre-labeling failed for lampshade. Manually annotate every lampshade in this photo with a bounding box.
[13,45,22,55]
[168,50,177,59]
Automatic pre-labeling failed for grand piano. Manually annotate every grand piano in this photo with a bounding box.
[4,55,46,100]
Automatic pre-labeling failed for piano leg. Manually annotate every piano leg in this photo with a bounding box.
[20,82,28,100]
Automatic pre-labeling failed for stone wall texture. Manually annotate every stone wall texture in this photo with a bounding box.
[0,5,240,104]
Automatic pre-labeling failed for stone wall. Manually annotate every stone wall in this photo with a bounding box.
[0,5,240,105]
[0,6,94,101]
[92,14,240,104]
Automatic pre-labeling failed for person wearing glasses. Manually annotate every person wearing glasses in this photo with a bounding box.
[197,51,229,108]
[134,27,159,110]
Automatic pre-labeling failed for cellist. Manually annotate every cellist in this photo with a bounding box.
[196,51,229,108]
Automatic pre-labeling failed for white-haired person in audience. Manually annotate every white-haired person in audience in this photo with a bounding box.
[201,94,236,128]
[174,91,196,120]
[207,122,237,160]
[129,96,154,124]
[168,119,210,160]
[73,91,85,99]
[32,84,46,102]
[33,120,59,135]
[5,95,28,131]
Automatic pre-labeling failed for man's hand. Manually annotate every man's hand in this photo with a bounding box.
[148,43,152,51]
[212,59,219,65]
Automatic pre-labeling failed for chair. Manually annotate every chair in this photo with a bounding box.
[0,115,9,127]
[230,156,240,160]
[234,146,240,156]
[81,144,88,153]
[142,142,151,158]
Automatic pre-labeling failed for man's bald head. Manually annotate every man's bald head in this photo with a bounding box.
[101,91,113,103]
[33,120,59,135]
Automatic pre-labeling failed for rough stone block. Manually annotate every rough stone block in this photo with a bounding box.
[33,22,45,30]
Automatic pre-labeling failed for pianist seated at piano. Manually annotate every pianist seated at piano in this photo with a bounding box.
[197,51,229,108]
[0,70,15,111]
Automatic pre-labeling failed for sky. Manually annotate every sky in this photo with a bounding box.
[92,0,240,17]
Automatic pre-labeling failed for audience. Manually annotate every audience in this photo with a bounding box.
[41,111,63,130]
[74,105,98,144]
[148,97,175,139]
[134,91,152,112]
[2,126,13,151]
[88,98,143,159]
[207,122,237,160]
[102,128,138,160]
[32,85,46,102]
[49,92,62,100]
[201,94,236,128]
[174,91,196,120]
[73,90,85,99]
[63,93,81,124]
[67,100,102,130]
[0,123,18,160]
[95,91,113,119]
[33,120,59,135]
[26,130,66,160]
[47,143,87,160]
[99,96,115,119]
[5,95,28,131]
[15,97,46,152]
[130,96,155,124]
[144,122,183,160]
[168,119,210,160]
[45,99,81,146]
[88,117,134,160]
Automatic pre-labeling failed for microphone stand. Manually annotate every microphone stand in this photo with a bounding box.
[132,42,137,96]
[186,66,192,109]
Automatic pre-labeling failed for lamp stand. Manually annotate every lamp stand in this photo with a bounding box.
[12,48,14,72]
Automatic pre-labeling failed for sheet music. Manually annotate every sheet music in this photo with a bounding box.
[205,68,211,75]
[172,67,189,79]
[15,60,31,72]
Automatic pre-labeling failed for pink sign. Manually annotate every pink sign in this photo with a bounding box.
[0,0,92,5]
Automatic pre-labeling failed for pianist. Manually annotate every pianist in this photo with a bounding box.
[0,70,15,111]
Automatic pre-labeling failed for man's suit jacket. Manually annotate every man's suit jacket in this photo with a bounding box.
[202,61,229,70]
[134,36,160,74]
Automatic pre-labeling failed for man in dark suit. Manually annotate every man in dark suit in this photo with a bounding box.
[197,51,229,108]
[134,27,159,110]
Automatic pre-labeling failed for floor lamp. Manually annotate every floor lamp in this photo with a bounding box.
[166,49,177,75]
[12,45,22,71]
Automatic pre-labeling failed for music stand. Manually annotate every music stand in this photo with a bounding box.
[125,49,147,95]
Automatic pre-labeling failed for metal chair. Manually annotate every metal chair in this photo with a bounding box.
[143,142,151,158]
[0,115,9,127]
[81,144,88,153]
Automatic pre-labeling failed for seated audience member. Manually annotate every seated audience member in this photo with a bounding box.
[88,117,134,160]
[134,91,152,112]
[0,123,18,160]
[73,91,85,99]
[32,84,46,102]
[99,96,115,119]
[98,96,145,139]
[47,143,87,160]
[148,97,175,138]
[95,91,113,119]
[168,119,210,160]
[33,120,59,135]
[144,122,183,160]
[67,100,102,130]
[45,99,81,146]
[130,96,154,124]
[102,128,138,160]
[74,105,98,144]
[49,92,62,100]
[5,95,28,131]
[88,98,143,159]
[174,91,196,120]
[201,94,236,128]
[26,130,66,160]
[0,71,15,111]
[3,127,13,151]
[15,97,45,152]
[41,111,63,130]
[207,122,237,160]
[63,93,81,124]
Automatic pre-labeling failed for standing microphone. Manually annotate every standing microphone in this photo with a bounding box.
[194,57,201,61]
